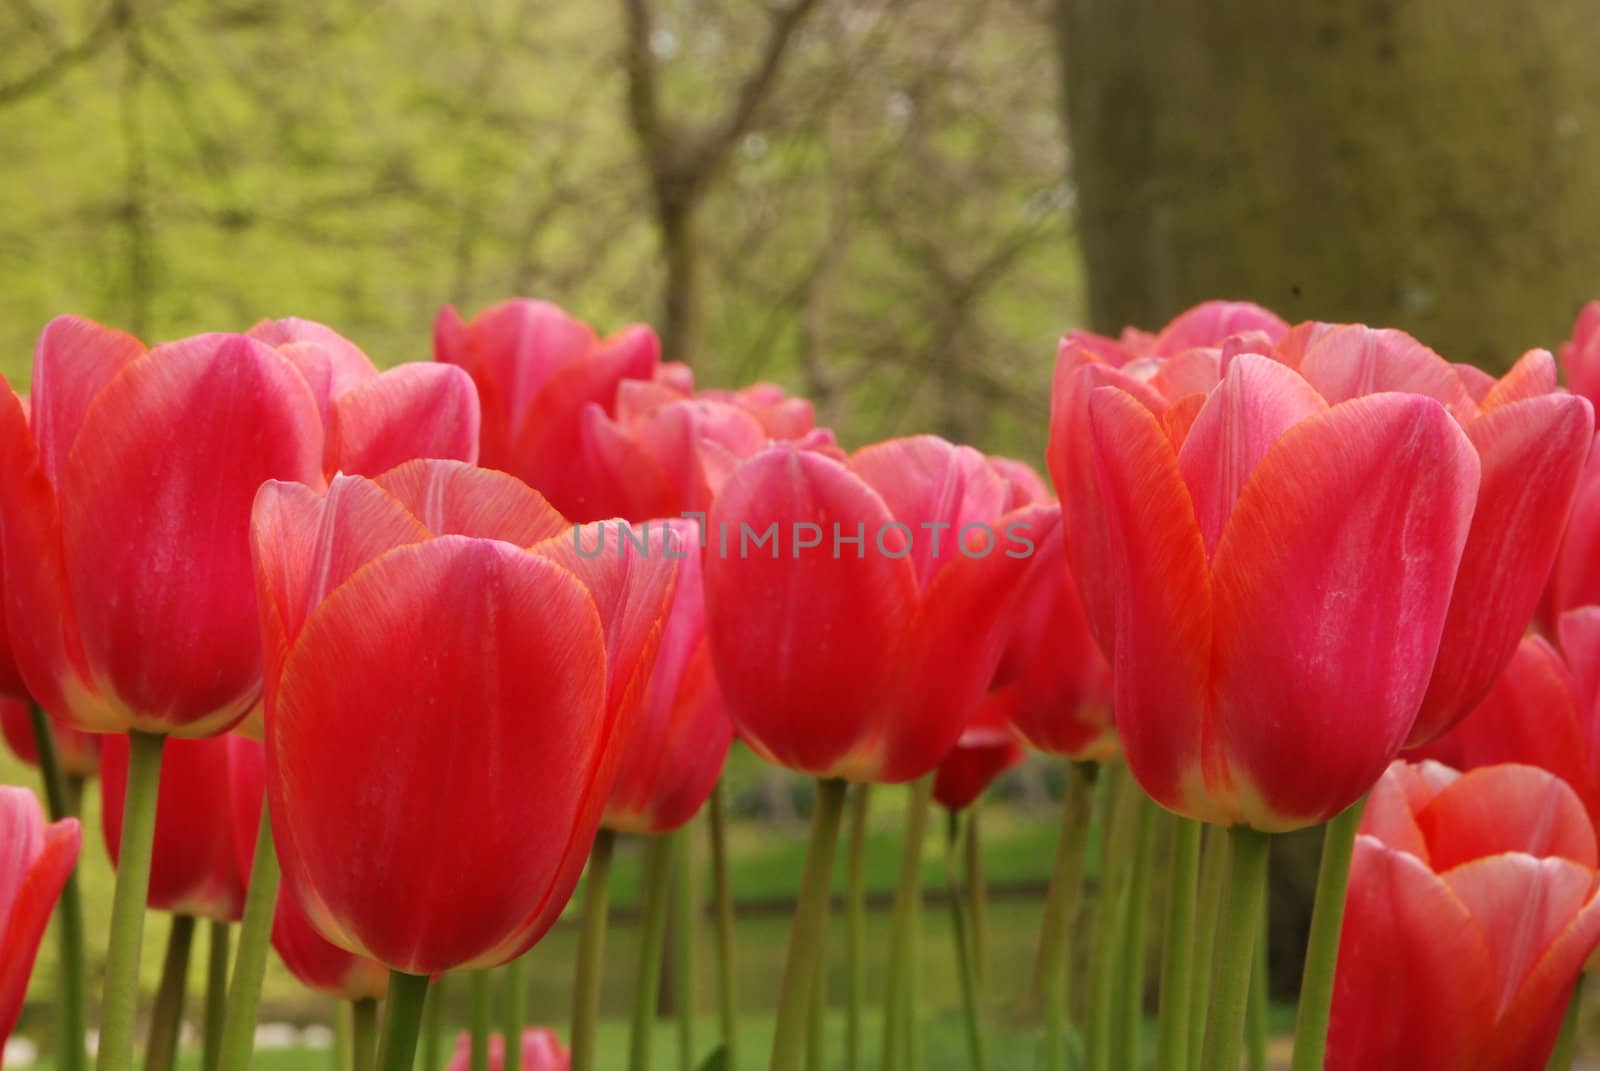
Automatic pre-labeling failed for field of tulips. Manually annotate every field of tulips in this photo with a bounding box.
[4,296,1600,1071]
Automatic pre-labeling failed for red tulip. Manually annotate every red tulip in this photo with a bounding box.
[1046,304,1288,659]
[1328,761,1600,1071]
[1062,300,1289,367]
[981,459,1115,762]
[572,377,839,523]
[101,733,251,921]
[0,699,100,778]
[1543,438,1600,628]
[0,319,325,736]
[447,1029,570,1071]
[602,519,734,835]
[224,741,386,1000]
[1053,349,1481,830]
[433,299,660,519]
[0,785,81,1043]
[253,458,675,973]
[1412,607,1600,828]
[1558,300,1600,413]
[1266,327,1593,744]
[931,702,1025,811]
[247,318,480,479]
[702,437,1041,783]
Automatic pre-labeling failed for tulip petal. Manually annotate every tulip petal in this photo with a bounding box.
[0,788,82,1043]
[850,436,1010,587]
[1295,325,1479,421]
[329,363,481,477]
[1415,636,1600,829]
[1149,301,1288,357]
[1479,884,1600,1071]
[61,334,324,734]
[1410,392,1593,744]
[1559,301,1600,407]
[30,316,146,491]
[1210,394,1479,829]
[513,325,660,520]
[1046,355,1170,653]
[1480,348,1559,411]
[374,459,567,546]
[0,388,111,730]
[1086,388,1213,819]
[1557,606,1600,726]
[1360,763,1431,864]
[1420,764,1597,871]
[270,537,608,972]
[1442,854,1596,1016]
[1326,837,1493,1071]
[534,519,681,737]
[702,448,918,777]
[1177,354,1327,555]
[1146,347,1222,399]
[102,734,247,921]
[879,504,1041,782]
[250,477,430,721]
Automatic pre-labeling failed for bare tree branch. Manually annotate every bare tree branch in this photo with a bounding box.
[0,0,128,107]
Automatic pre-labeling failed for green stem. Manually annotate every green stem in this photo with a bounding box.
[470,970,491,1071]
[1546,977,1582,1071]
[97,729,165,1071]
[708,783,739,1071]
[1086,764,1138,1071]
[144,914,195,1071]
[29,705,87,1071]
[1198,828,1270,1071]
[374,971,430,1071]
[1290,798,1366,1071]
[1115,794,1159,1066]
[503,954,528,1071]
[1036,762,1094,1071]
[1247,902,1269,1071]
[335,1001,351,1071]
[203,921,230,1071]
[804,909,829,1071]
[844,783,870,1071]
[881,775,932,1071]
[964,803,989,995]
[423,975,446,1071]
[352,998,379,1071]
[217,802,283,1071]
[945,810,990,1071]
[1154,818,1202,1071]
[629,834,677,1071]
[672,826,696,1071]
[572,829,616,1071]
[1188,824,1227,1061]
[769,778,849,1071]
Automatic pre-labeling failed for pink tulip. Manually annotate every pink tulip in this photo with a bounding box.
[247,317,480,478]
[433,299,660,519]
[101,732,252,920]
[1267,326,1593,744]
[702,437,1041,783]
[602,519,734,835]
[253,459,675,973]
[983,460,1115,762]
[447,1029,569,1071]
[0,319,325,736]
[1329,761,1600,1071]
[0,785,81,1043]
[1558,300,1600,413]
[1053,348,1481,830]
[1413,606,1600,829]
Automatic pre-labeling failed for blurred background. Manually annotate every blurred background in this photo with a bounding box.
[4,0,1600,1066]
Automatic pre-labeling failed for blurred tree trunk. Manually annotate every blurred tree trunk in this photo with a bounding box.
[1054,0,1600,367]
